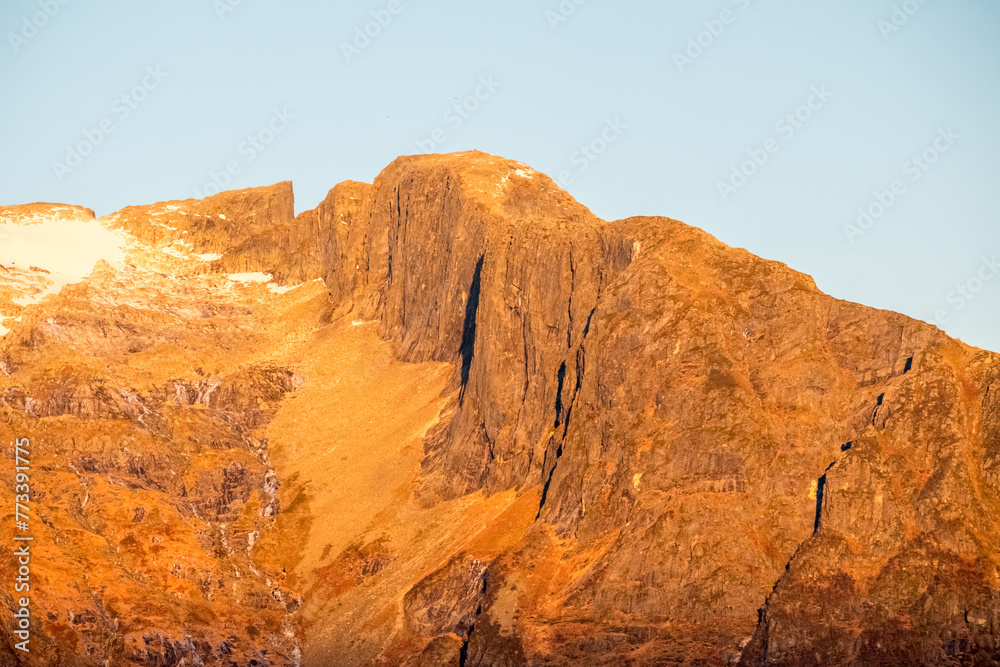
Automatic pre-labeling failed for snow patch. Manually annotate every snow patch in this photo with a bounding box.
[197,253,223,262]
[219,214,227,220]
[515,169,534,179]
[0,217,126,304]
[228,272,272,283]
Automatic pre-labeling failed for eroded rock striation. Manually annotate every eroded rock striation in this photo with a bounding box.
[1,152,997,666]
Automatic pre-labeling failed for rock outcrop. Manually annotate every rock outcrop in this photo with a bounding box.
[0,186,309,666]
[1,151,997,666]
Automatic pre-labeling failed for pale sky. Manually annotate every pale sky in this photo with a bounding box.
[1,0,998,351]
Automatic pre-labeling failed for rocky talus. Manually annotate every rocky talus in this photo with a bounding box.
[1,152,997,666]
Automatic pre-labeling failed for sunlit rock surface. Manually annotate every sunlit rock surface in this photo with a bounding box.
[1,152,997,666]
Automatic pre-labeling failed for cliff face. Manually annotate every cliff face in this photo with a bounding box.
[1,152,997,667]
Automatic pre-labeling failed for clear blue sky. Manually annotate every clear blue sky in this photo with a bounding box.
[2,1,998,351]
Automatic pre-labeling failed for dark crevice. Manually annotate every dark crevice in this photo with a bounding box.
[754,537,810,621]
[388,188,401,286]
[582,306,596,337]
[904,356,914,373]
[811,452,842,534]
[554,361,567,428]
[758,607,770,664]
[566,301,573,348]
[459,630,471,667]
[567,249,576,349]
[813,474,827,533]
[537,300,597,519]
[459,255,485,406]
[483,437,496,480]
[872,392,886,427]
[562,346,586,439]
[459,572,489,667]
[781,541,806,578]
[521,312,531,402]
[536,442,563,520]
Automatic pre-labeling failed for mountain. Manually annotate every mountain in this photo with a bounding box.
[1,152,997,667]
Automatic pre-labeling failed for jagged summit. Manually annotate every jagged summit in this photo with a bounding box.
[1,153,997,666]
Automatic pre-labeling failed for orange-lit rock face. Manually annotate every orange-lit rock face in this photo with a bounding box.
[1,152,997,666]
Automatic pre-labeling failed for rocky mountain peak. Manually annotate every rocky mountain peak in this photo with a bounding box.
[1,153,996,666]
